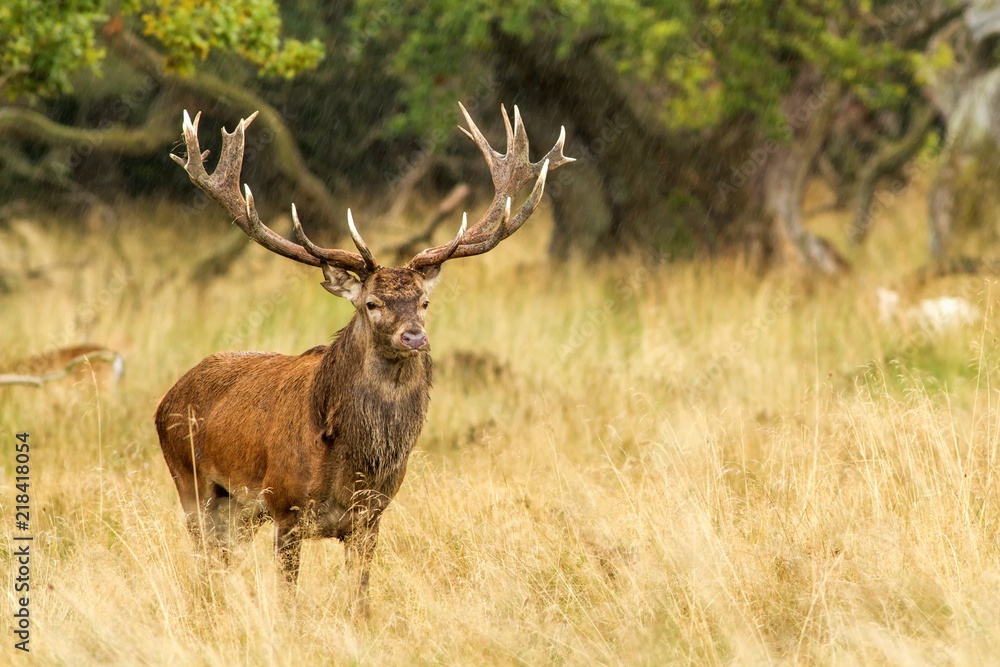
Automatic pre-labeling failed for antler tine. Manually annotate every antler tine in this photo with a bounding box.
[170,110,205,174]
[172,109,371,276]
[347,209,380,271]
[291,204,326,258]
[539,125,575,171]
[427,199,515,261]
[439,212,470,263]
[446,160,549,260]
[501,104,515,156]
[408,104,572,270]
[244,184,259,232]
[458,102,501,171]
[511,105,530,159]
[405,211,470,269]
[289,204,372,276]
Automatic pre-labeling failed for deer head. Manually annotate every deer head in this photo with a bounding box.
[323,265,437,358]
[171,104,574,360]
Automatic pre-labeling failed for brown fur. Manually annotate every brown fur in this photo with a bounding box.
[1,344,124,388]
[155,267,437,614]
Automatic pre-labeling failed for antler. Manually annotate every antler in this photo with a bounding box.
[171,110,378,277]
[407,103,574,270]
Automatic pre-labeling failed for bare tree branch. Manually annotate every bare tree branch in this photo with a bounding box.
[0,104,176,154]
[104,24,344,235]
[851,105,937,244]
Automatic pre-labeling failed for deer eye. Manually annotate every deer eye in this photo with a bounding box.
[366,302,378,311]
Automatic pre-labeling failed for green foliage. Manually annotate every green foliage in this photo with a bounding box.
[353,0,921,137]
[777,0,911,109]
[0,0,322,100]
[859,341,979,398]
[0,0,107,99]
[136,0,323,78]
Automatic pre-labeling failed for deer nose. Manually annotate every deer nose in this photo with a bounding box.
[400,330,427,350]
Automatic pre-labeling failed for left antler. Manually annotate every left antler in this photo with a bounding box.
[172,110,379,278]
[407,103,574,270]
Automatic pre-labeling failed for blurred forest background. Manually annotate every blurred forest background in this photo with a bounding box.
[9,2,1000,664]
[4,0,1000,275]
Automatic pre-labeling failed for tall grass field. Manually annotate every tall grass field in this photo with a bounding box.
[2,188,999,665]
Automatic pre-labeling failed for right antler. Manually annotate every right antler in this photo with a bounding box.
[171,110,378,278]
[407,103,574,270]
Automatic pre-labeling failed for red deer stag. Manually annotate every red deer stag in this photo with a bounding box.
[155,104,572,614]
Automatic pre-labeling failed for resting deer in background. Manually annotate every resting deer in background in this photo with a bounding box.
[155,104,572,614]
[0,344,124,388]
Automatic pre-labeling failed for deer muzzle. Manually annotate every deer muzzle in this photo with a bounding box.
[399,329,429,351]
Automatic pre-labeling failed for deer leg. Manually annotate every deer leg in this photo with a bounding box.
[173,471,223,554]
[345,520,380,617]
[200,483,253,562]
[274,517,303,586]
[235,500,268,545]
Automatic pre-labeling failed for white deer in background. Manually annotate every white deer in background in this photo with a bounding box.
[877,287,980,333]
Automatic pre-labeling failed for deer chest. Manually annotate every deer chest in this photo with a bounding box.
[331,389,428,488]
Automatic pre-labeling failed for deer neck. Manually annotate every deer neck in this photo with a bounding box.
[311,316,433,441]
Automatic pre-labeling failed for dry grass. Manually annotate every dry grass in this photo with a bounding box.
[2,192,1000,665]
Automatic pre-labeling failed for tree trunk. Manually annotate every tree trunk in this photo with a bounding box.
[851,105,936,244]
[763,75,849,275]
[491,30,709,258]
[491,29,844,271]
[928,158,957,258]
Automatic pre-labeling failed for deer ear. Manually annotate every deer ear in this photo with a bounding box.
[320,264,363,305]
[418,265,442,295]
